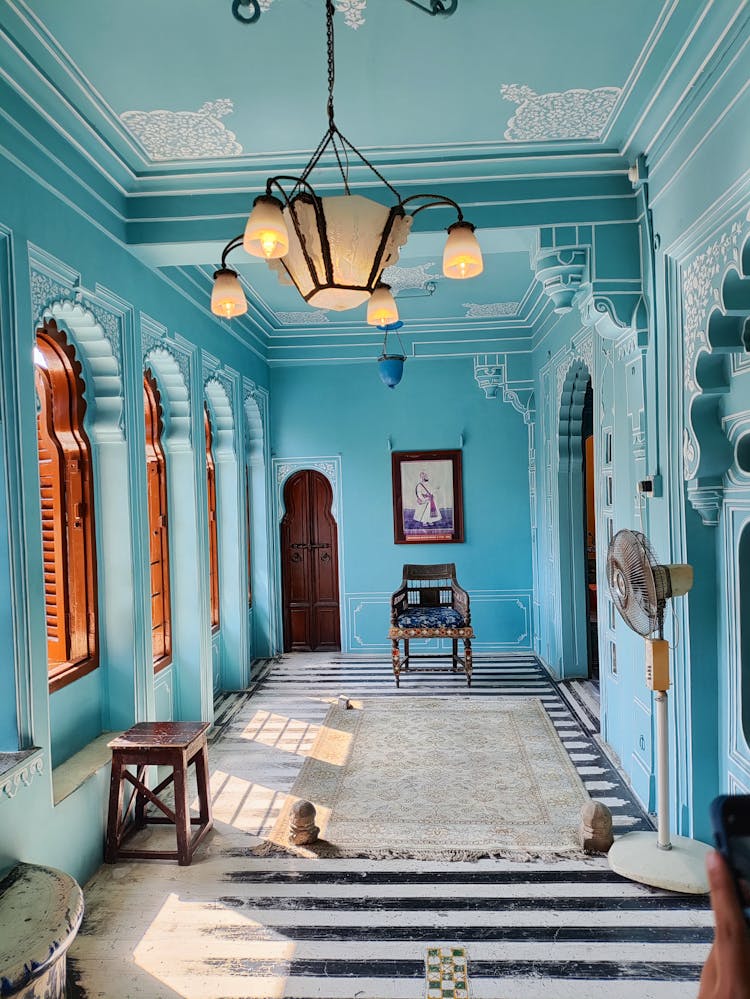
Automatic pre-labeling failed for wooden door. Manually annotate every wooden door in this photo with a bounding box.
[281,470,340,652]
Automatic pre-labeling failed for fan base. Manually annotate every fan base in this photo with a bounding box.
[609,831,711,894]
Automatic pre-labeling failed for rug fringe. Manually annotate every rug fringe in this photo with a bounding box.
[250,839,600,862]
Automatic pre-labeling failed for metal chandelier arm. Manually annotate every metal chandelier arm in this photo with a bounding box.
[400,193,465,222]
[219,235,245,269]
[403,0,458,15]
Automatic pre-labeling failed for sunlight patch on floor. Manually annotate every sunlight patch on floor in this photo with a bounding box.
[132,892,293,998]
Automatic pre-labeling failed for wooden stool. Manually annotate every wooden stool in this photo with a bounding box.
[105,721,212,866]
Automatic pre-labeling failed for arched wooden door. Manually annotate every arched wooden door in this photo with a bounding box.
[281,470,340,652]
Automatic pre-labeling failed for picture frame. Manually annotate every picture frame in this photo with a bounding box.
[391,449,464,544]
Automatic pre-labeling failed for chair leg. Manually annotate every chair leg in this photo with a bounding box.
[391,639,401,688]
[452,638,459,671]
[464,638,473,687]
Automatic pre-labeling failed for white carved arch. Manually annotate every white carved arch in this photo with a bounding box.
[204,377,235,458]
[144,346,191,450]
[42,300,124,443]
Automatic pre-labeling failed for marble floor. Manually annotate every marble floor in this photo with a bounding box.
[68,654,712,999]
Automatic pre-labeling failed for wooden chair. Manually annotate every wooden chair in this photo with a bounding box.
[389,563,473,687]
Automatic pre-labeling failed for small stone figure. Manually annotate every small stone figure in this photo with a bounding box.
[579,800,614,853]
[337,695,352,710]
[289,800,319,846]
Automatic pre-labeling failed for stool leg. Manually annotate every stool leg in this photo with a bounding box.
[464,638,473,687]
[194,741,213,833]
[105,755,125,863]
[391,639,401,688]
[134,764,147,830]
[173,755,191,865]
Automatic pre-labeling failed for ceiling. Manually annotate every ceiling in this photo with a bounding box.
[0,0,715,359]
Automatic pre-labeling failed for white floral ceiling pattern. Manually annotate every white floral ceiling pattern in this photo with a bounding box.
[463,302,521,319]
[121,99,242,161]
[255,0,366,29]
[501,84,622,141]
[382,262,439,295]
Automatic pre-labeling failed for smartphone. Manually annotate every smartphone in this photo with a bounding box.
[710,794,750,925]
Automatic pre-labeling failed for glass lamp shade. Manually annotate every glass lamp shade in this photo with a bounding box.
[211,268,247,318]
[367,284,399,326]
[377,354,405,389]
[268,194,413,311]
[443,221,483,279]
[243,196,289,259]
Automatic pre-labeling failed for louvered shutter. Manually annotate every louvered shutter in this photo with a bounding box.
[36,372,70,664]
[144,374,171,669]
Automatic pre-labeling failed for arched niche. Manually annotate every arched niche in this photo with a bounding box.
[557,358,592,678]
[142,348,195,721]
[204,376,246,690]
[243,389,273,659]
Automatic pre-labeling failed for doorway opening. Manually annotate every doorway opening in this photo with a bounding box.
[582,379,599,680]
[281,469,341,653]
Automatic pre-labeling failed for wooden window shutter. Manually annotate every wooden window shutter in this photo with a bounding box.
[35,368,70,664]
[205,405,220,630]
[144,370,172,671]
[35,322,98,690]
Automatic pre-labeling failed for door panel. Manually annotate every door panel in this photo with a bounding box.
[281,470,340,652]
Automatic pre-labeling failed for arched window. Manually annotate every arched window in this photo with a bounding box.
[144,370,171,671]
[34,323,97,691]
[205,404,220,630]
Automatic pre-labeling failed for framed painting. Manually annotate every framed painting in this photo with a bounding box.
[391,449,464,544]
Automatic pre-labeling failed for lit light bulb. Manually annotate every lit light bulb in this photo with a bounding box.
[243,195,289,259]
[211,268,247,319]
[367,284,399,327]
[260,233,278,258]
[443,221,483,280]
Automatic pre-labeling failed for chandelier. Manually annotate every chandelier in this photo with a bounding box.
[211,0,483,325]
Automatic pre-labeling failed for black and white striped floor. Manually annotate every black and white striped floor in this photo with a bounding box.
[69,654,711,998]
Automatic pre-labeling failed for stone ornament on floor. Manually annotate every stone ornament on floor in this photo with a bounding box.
[579,800,614,853]
[289,800,319,845]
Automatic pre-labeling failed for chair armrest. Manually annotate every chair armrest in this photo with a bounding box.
[451,581,470,624]
[391,585,408,624]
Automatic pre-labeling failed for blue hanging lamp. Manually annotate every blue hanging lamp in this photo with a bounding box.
[377,322,406,388]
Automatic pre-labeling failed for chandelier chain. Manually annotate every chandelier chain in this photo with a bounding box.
[327,0,336,128]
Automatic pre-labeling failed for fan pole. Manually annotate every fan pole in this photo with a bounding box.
[655,690,671,849]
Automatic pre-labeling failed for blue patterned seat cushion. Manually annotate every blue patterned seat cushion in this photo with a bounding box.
[396,607,465,629]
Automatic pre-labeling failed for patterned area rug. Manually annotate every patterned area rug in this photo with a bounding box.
[257,697,590,860]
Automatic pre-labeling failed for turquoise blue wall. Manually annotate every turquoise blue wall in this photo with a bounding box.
[1,3,748,885]
[525,44,750,843]
[270,357,534,654]
[0,149,272,883]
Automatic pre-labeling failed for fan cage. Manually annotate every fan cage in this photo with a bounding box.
[606,529,667,638]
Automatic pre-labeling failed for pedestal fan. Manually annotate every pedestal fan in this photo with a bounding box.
[606,529,710,894]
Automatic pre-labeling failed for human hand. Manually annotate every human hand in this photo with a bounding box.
[697,850,750,998]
